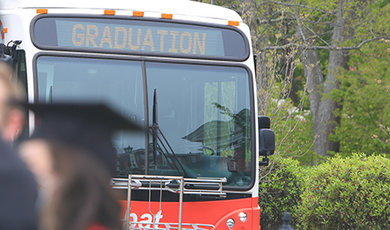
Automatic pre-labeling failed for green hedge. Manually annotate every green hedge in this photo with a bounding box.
[259,154,390,229]
[296,154,390,229]
[259,157,305,229]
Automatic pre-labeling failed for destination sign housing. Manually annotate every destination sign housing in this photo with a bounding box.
[33,17,248,60]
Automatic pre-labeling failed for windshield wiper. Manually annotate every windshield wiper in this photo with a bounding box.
[49,86,53,103]
[152,89,158,167]
[150,89,189,177]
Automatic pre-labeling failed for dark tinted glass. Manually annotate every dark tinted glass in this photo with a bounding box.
[36,56,253,187]
[145,62,253,187]
[36,56,146,166]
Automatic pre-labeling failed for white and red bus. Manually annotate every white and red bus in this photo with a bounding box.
[0,0,275,229]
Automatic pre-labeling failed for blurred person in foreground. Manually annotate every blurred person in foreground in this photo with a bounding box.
[0,62,38,229]
[18,103,143,230]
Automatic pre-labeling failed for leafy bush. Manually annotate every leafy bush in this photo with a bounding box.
[296,154,390,229]
[259,157,305,229]
[331,40,390,156]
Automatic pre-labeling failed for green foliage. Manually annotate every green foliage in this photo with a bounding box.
[259,157,306,229]
[296,154,390,229]
[264,83,320,164]
[332,40,390,155]
[269,101,318,164]
[353,0,390,44]
[192,0,240,11]
[211,0,390,158]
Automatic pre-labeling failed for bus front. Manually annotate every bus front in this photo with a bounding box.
[1,1,274,229]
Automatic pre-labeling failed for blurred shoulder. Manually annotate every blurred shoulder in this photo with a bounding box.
[86,224,110,230]
[0,139,38,230]
[0,138,37,191]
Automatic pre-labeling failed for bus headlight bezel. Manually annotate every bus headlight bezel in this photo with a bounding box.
[226,218,235,229]
[238,212,247,222]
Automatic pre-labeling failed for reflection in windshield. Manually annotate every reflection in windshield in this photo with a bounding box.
[36,57,252,187]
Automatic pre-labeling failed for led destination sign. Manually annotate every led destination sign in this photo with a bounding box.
[60,21,219,55]
[33,17,248,60]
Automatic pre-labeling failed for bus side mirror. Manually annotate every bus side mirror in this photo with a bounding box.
[0,41,22,66]
[258,116,275,166]
[258,115,270,129]
[259,129,275,156]
[0,43,13,65]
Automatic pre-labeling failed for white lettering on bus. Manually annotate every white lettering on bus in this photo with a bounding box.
[86,24,98,47]
[142,29,155,51]
[168,31,179,53]
[193,32,206,55]
[128,28,141,50]
[72,24,84,46]
[114,27,127,49]
[100,26,113,48]
[129,210,163,229]
[157,30,168,52]
[71,24,207,55]
[180,31,192,54]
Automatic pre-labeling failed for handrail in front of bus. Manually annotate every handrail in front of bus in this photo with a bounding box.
[112,175,227,197]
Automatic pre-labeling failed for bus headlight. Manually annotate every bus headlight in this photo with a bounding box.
[238,212,247,222]
[226,218,235,229]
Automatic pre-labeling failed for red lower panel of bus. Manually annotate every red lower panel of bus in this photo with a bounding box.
[120,197,260,229]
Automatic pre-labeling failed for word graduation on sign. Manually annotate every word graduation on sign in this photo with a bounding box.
[69,22,210,55]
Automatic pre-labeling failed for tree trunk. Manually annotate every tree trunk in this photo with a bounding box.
[301,0,350,156]
[302,50,323,122]
[306,0,349,156]
[253,0,272,115]
[315,0,349,156]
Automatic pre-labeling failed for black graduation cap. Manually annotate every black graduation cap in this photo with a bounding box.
[25,102,143,174]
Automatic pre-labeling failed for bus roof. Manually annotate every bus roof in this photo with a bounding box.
[0,0,242,22]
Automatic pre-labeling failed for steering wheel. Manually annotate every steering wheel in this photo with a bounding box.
[201,146,216,155]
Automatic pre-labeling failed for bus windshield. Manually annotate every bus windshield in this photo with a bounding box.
[36,56,253,188]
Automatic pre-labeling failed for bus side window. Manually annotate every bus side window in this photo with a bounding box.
[12,50,29,142]
[12,50,28,91]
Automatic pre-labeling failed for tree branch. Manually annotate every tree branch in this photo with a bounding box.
[259,0,328,13]
[301,22,331,47]
[258,17,295,24]
[258,36,390,51]
[293,9,307,42]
